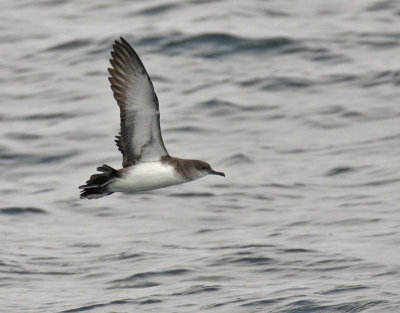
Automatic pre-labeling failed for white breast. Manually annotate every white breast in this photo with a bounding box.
[109,161,186,193]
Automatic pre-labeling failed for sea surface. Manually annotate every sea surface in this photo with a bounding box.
[1,0,400,312]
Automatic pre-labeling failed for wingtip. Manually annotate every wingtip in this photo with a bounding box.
[113,37,127,47]
[113,36,131,50]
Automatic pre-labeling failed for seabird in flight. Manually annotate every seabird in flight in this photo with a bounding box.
[79,37,225,199]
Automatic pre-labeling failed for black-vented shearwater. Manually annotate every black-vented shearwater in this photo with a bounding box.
[80,37,225,199]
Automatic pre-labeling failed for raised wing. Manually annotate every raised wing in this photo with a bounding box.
[108,37,168,167]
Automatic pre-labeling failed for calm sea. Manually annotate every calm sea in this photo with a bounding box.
[1,0,400,312]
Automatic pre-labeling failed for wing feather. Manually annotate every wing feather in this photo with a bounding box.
[108,37,168,167]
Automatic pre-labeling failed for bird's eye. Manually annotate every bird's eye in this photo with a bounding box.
[202,166,208,170]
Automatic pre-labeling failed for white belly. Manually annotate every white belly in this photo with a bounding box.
[109,162,186,193]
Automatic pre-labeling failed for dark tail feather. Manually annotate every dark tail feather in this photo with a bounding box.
[79,164,120,199]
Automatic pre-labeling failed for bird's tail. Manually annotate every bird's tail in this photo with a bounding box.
[79,164,120,199]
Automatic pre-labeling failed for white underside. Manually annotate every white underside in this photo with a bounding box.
[109,161,187,193]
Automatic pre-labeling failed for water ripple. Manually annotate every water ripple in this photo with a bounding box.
[0,207,47,215]
[162,33,301,57]
[109,268,191,284]
[45,39,91,52]
[2,0,400,312]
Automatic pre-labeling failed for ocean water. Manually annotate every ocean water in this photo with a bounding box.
[1,0,400,312]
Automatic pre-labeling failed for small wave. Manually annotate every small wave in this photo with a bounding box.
[335,177,400,189]
[99,252,142,262]
[2,266,74,275]
[284,299,385,313]
[360,177,400,187]
[172,285,220,296]
[69,243,101,248]
[309,51,350,63]
[108,269,190,290]
[241,298,285,307]
[137,3,179,16]
[326,166,355,176]
[25,112,76,121]
[162,33,299,58]
[61,299,132,313]
[262,182,306,189]
[366,1,395,11]
[240,76,316,91]
[190,274,230,282]
[264,9,290,17]
[34,0,69,8]
[319,284,368,295]
[221,153,253,166]
[212,255,274,266]
[0,151,78,165]
[361,70,400,88]
[261,77,314,91]
[108,281,159,289]
[200,99,239,109]
[356,31,400,49]
[198,98,265,114]
[110,268,190,284]
[279,248,314,254]
[44,39,90,52]
[243,73,360,91]
[168,192,214,198]
[313,104,363,118]
[0,207,46,215]
[166,126,206,133]
[6,132,42,141]
[307,256,360,272]
[324,74,359,84]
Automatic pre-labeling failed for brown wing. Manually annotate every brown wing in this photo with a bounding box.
[108,37,168,167]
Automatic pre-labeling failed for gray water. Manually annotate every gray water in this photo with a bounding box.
[1,0,400,312]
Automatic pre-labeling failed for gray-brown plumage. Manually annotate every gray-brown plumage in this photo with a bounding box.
[161,156,222,181]
[79,37,224,199]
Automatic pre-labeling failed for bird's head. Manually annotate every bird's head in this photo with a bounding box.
[189,160,225,180]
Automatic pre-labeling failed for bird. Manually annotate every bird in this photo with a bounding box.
[79,37,225,199]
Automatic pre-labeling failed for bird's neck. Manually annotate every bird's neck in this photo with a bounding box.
[161,156,202,181]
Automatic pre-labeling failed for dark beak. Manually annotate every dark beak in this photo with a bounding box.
[210,170,225,177]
